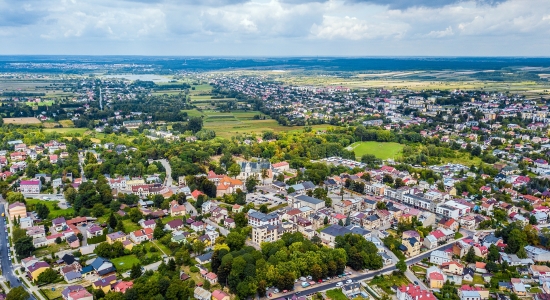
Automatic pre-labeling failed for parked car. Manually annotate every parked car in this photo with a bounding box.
[336,282,343,287]
[346,279,353,284]
[273,289,279,293]
[414,281,419,286]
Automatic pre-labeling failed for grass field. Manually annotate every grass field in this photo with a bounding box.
[326,289,348,300]
[348,141,404,160]
[42,288,63,300]
[370,274,410,294]
[4,117,41,125]
[122,219,141,234]
[112,255,141,272]
[43,128,87,134]
[26,199,75,218]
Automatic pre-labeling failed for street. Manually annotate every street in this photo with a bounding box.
[0,204,38,300]
[154,159,173,187]
[204,219,229,236]
[279,242,456,299]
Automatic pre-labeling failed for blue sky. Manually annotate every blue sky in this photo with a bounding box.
[0,0,549,56]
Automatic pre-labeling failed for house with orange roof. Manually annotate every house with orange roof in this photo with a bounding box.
[129,228,153,244]
[191,190,205,200]
[428,269,446,289]
[216,176,244,197]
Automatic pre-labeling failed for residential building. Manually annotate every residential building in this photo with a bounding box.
[8,202,27,219]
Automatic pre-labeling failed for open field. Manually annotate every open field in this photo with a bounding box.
[42,288,63,300]
[348,141,404,160]
[112,255,141,272]
[43,128,87,134]
[26,199,75,218]
[4,117,41,124]
[326,289,348,300]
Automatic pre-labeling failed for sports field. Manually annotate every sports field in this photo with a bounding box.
[348,141,404,160]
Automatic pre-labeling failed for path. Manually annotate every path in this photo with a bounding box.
[154,159,173,187]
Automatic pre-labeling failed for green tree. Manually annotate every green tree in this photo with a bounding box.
[487,244,500,261]
[245,176,258,192]
[108,213,118,229]
[130,263,142,279]
[228,164,241,178]
[6,286,29,300]
[26,164,39,178]
[6,192,25,204]
[465,247,476,263]
[396,259,407,274]
[529,215,538,225]
[153,225,165,240]
[259,204,268,214]
[187,116,203,133]
[226,232,246,251]
[505,228,527,254]
[37,268,58,284]
[517,246,527,259]
[35,203,50,220]
[14,236,35,258]
[128,208,143,223]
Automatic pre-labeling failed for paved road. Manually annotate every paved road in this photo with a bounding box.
[154,159,173,187]
[204,219,229,236]
[185,202,198,217]
[0,204,38,300]
[280,243,455,299]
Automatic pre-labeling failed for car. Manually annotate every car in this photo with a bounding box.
[414,281,419,286]
[318,279,323,283]
[326,277,331,281]
[336,282,343,287]
[306,276,312,280]
[295,292,301,295]
[283,290,288,293]
[273,289,279,293]
[346,279,353,284]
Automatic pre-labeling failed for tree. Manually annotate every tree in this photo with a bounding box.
[187,116,203,133]
[396,259,407,274]
[325,197,332,208]
[108,213,118,229]
[14,236,35,258]
[505,228,527,254]
[486,261,499,272]
[192,240,206,255]
[228,164,241,178]
[130,263,142,279]
[26,164,39,178]
[37,268,58,284]
[6,192,25,204]
[376,201,387,210]
[226,232,246,251]
[153,225,165,240]
[259,204,268,214]
[245,176,258,192]
[529,215,538,225]
[128,208,143,223]
[324,216,329,225]
[487,244,500,261]
[35,203,50,220]
[233,212,248,228]
[517,246,527,259]
[203,280,211,290]
[6,286,29,300]
[465,247,476,263]
[55,237,62,244]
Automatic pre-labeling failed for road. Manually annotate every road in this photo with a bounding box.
[154,159,173,187]
[204,219,229,236]
[0,204,38,300]
[280,242,456,299]
[185,202,198,217]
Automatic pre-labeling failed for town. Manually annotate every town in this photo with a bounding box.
[0,68,550,300]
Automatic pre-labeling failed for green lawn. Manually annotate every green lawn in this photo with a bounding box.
[122,219,141,234]
[472,274,484,285]
[326,289,348,300]
[42,288,62,300]
[349,141,404,160]
[112,255,141,272]
[411,265,426,273]
[455,232,463,239]
[26,199,75,219]
[370,274,410,294]
[43,128,87,135]
[151,240,171,255]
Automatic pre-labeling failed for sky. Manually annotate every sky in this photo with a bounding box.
[0,0,549,56]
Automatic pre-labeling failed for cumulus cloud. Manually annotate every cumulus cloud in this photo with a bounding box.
[0,0,549,55]
[310,16,408,40]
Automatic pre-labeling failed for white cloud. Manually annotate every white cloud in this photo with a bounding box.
[1,0,550,55]
[310,15,408,40]
[426,26,454,38]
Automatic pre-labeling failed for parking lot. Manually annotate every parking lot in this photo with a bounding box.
[246,192,287,209]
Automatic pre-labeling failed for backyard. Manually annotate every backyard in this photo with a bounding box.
[26,199,75,219]
[326,289,348,300]
[111,255,141,272]
[369,274,410,294]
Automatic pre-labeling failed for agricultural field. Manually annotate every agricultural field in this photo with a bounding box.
[348,141,404,160]
[3,117,41,125]
[43,128,87,135]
